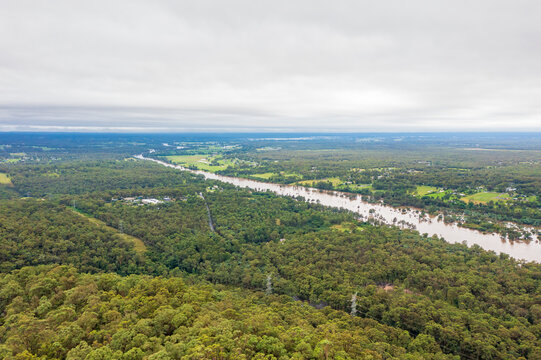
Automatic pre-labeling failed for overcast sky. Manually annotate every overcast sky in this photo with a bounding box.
[1,0,540,132]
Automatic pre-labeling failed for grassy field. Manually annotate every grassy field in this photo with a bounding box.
[72,209,147,253]
[426,190,452,199]
[282,171,302,178]
[331,222,364,232]
[414,185,439,196]
[294,178,373,192]
[0,173,13,185]
[165,155,234,172]
[296,177,342,186]
[2,152,26,163]
[339,183,372,191]
[251,171,301,179]
[460,192,510,204]
[250,172,276,179]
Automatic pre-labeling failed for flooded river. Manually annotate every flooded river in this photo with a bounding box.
[137,155,540,262]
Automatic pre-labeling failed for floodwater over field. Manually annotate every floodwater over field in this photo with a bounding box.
[137,155,541,263]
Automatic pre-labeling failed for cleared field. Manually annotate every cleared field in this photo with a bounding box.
[339,183,372,191]
[460,192,510,204]
[294,178,372,192]
[250,172,276,179]
[296,177,342,186]
[415,185,439,196]
[426,190,452,199]
[165,155,234,172]
[166,154,206,163]
[282,171,302,178]
[331,222,364,232]
[251,171,301,179]
[71,209,147,253]
[0,173,13,185]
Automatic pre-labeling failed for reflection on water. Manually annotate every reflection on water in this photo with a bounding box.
[138,155,540,263]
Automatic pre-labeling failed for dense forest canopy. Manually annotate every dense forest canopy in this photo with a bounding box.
[1,133,541,359]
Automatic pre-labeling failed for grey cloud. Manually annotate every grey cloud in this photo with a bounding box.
[0,0,540,131]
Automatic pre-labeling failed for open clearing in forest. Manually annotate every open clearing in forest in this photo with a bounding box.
[425,190,453,199]
[251,171,301,179]
[250,172,276,179]
[331,222,364,232]
[460,192,510,204]
[296,177,342,186]
[71,209,147,253]
[295,177,372,192]
[414,185,439,196]
[0,173,13,185]
[339,183,372,191]
[165,155,234,172]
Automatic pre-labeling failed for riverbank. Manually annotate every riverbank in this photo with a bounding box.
[136,155,541,262]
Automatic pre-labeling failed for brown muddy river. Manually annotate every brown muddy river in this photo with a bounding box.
[137,155,540,262]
